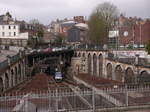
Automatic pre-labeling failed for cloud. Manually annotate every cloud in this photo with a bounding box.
[0,0,149,24]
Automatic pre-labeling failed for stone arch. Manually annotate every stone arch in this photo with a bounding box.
[0,77,3,92]
[138,71,150,84]
[15,66,18,85]
[93,53,97,76]
[107,63,113,80]
[88,53,92,75]
[74,52,77,57]
[99,54,103,77]
[78,52,81,57]
[11,69,14,86]
[18,64,21,81]
[21,60,25,80]
[115,65,123,82]
[125,67,135,84]
[5,73,9,89]
[82,52,85,58]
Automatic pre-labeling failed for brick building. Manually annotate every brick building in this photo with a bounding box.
[119,19,150,47]
[109,15,150,48]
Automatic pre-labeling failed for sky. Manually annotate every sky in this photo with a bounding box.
[0,0,149,25]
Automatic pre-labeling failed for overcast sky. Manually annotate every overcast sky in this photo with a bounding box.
[0,0,149,25]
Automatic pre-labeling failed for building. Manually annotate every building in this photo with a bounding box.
[68,23,88,43]
[0,21,29,47]
[109,15,150,48]
[43,27,56,43]
[74,16,85,23]
[0,13,38,47]
[119,19,150,47]
[60,20,76,37]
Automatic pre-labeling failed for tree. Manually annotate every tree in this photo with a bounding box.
[88,2,119,46]
[54,33,66,46]
[6,12,12,18]
[88,13,107,45]
[27,36,36,48]
[29,19,44,45]
[29,19,40,25]
[146,41,150,54]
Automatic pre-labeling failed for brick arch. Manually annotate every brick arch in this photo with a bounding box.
[88,53,92,75]
[0,77,3,92]
[5,73,9,89]
[93,53,97,76]
[138,71,150,84]
[115,65,123,82]
[107,63,113,80]
[125,67,135,84]
[99,54,103,77]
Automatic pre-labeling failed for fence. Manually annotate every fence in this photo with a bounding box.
[0,85,150,112]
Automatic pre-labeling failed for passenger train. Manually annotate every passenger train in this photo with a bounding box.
[54,72,63,82]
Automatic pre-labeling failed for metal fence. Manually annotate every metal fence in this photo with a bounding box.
[0,85,150,112]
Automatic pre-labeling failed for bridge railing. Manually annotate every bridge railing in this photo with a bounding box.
[107,53,150,68]
[75,44,106,51]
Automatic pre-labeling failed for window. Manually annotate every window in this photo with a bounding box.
[14,32,16,36]
[9,26,11,29]
[9,32,11,36]
[14,26,16,29]
[2,32,5,37]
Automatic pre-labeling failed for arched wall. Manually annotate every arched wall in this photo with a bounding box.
[0,77,3,92]
[99,54,103,77]
[138,71,150,83]
[115,65,123,82]
[5,73,9,89]
[107,63,113,80]
[15,66,18,85]
[93,54,97,76]
[88,53,92,75]
[125,67,135,84]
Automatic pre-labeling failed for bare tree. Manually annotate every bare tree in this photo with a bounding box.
[88,2,119,46]
[29,19,40,25]
[95,2,119,27]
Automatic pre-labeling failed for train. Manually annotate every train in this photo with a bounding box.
[43,57,65,82]
[54,71,64,82]
[45,66,64,82]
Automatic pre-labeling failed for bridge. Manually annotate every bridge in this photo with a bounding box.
[72,50,150,84]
